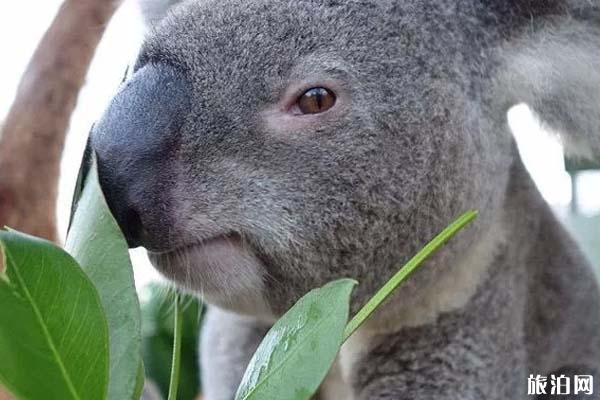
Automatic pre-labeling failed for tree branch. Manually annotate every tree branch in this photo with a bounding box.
[0,0,122,243]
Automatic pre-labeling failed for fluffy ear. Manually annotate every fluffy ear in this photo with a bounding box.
[138,0,184,27]
[496,17,600,159]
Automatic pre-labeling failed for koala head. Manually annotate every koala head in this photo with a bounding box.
[92,0,514,320]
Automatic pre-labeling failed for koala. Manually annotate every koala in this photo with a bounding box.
[89,0,600,399]
[137,0,185,27]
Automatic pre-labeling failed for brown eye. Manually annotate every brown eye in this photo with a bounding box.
[296,87,336,114]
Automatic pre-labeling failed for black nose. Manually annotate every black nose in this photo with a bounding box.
[90,65,191,248]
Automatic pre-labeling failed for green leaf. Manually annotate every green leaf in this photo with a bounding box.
[344,209,478,340]
[134,361,146,400]
[167,295,184,400]
[235,279,357,400]
[0,230,109,400]
[142,285,202,400]
[65,159,143,400]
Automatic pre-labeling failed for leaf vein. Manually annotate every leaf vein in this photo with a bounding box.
[5,249,82,400]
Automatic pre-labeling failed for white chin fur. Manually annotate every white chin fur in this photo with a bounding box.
[148,238,273,319]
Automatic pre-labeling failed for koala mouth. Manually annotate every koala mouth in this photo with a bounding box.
[145,232,269,312]
[146,232,245,273]
[151,232,242,255]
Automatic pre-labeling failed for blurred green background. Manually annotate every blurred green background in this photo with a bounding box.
[142,286,203,400]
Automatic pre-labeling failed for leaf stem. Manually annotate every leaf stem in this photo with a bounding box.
[343,209,478,341]
[167,294,183,400]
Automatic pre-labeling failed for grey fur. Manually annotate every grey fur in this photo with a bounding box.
[200,308,271,400]
[96,0,600,398]
[138,0,185,27]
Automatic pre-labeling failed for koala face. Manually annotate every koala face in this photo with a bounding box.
[92,0,513,318]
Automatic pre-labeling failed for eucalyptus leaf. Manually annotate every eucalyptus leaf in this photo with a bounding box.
[235,279,357,400]
[0,231,109,400]
[142,285,202,400]
[66,159,143,400]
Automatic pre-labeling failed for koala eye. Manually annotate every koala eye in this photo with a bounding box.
[296,87,336,114]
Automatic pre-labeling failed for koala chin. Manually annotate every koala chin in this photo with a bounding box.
[91,0,600,399]
[148,235,274,319]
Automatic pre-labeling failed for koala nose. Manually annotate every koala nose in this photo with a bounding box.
[90,64,191,249]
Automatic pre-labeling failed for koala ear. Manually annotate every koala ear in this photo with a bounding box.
[497,20,600,160]
[138,0,184,27]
